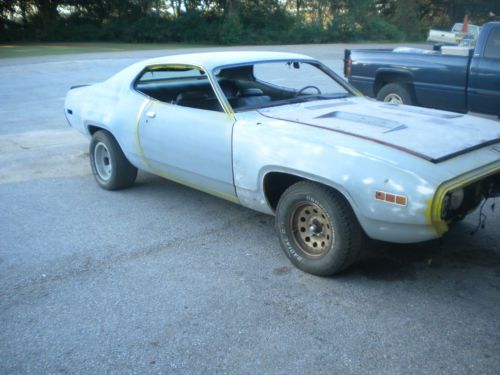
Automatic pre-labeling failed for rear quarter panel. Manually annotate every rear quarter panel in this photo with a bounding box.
[64,77,150,171]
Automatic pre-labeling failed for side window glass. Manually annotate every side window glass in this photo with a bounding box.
[253,61,347,95]
[138,68,204,82]
[484,28,500,59]
[135,65,223,112]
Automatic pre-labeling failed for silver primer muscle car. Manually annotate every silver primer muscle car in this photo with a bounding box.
[65,51,500,276]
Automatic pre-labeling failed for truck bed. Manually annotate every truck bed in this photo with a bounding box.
[348,48,471,113]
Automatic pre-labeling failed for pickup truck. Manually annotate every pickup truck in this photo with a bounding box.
[344,22,500,116]
[427,22,481,47]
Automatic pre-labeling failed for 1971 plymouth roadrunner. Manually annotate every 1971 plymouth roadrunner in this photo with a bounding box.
[65,51,500,276]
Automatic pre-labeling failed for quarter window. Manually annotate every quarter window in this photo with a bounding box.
[134,65,223,112]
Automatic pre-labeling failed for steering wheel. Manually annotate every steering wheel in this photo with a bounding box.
[295,85,322,97]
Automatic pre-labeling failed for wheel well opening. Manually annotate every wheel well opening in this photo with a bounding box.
[374,73,414,96]
[87,125,104,135]
[264,173,356,218]
[264,172,305,211]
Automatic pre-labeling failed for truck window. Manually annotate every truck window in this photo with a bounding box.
[484,28,500,59]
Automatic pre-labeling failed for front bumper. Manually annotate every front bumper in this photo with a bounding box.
[430,160,500,235]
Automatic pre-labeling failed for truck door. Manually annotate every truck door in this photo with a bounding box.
[468,27,500,116]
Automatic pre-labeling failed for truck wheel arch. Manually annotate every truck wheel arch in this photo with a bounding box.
[376,83,415,105]
[374,71,417,103]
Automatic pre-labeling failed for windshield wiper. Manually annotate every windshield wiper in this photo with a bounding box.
[302,93,350,100]
[283,93,350,104]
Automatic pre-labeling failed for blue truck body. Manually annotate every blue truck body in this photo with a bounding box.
[345,22,500,116]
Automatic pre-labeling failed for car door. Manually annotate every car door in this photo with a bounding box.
[136,65,237,201]
[468,26,500,116]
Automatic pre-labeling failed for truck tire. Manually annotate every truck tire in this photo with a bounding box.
[376,83,414,105]
[89,130,137,190]
[275,181,364,276]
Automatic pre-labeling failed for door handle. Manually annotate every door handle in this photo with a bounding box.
[146,111,156,118]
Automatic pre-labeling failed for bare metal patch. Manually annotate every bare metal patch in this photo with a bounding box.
[305,101,354,110]
[381,103,463,118]
[315,111,408,132]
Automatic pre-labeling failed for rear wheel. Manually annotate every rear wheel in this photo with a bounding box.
[376,83,414,105]
[275,181,364,276]
[89,130,137,190]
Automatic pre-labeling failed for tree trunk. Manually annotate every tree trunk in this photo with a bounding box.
[226,0,239,17]
[35,0,59,35]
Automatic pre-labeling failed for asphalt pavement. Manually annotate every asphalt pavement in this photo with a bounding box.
[1,44,499,374]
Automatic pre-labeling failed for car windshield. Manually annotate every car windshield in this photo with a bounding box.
[215,60,352,111]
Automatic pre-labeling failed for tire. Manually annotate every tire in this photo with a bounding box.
[376,83,414,105]
[275,181,364,276]
[89,130,137,190]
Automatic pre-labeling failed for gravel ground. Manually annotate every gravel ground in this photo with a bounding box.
[1,43,499,374]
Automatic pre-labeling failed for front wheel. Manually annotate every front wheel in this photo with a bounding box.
[89,130,137,190]
[376,83,414,105]
[275,181,364,276]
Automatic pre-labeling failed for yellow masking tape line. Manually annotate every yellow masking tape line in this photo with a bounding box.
[134,98,238,203]
[430,160,500,235]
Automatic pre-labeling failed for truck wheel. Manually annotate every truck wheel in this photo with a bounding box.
[376,83,414,105]
[89,130,137,190]
[275,181,363,276]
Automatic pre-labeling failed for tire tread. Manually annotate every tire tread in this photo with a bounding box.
[90,130,137,190]
[276,181,364,276]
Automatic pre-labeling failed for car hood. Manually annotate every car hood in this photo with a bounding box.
[258,97,500,163]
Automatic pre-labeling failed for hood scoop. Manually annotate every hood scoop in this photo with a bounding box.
[305,100,355,111]
[316,111,408,133]
[258,97,500,163]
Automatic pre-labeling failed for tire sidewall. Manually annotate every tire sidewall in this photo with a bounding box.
[377,83,413,105]
[276,185,350,275]
[89,131,117,189]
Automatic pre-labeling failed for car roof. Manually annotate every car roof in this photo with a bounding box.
[104,51,319,88]
[139,51,316,70]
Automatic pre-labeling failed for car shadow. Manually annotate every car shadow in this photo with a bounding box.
[346,219,500,282]
[129,173,500,283]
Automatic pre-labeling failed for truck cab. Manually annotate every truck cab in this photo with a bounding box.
[468,23,500,115]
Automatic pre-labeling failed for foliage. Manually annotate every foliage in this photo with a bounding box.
[219,15,243,44]
[1,0,499,44]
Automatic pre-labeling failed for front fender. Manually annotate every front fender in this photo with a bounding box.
[233,113,440,243]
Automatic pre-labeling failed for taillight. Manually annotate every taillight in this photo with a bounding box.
[344,50,352,77]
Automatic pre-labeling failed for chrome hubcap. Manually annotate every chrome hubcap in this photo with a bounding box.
[290,202,334,257]
[384,93,403,104]
[94,142,112,181]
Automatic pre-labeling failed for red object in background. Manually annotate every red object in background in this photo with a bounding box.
[461,15,469,33]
